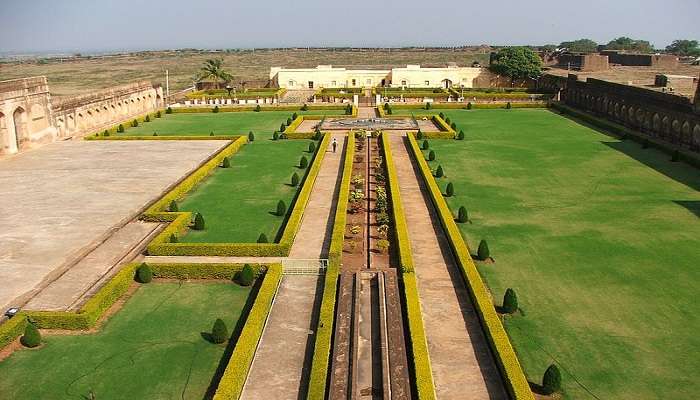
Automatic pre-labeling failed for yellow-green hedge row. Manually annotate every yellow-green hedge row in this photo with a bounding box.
[212,264,283,400]
[84,109,166,139]
[406,133,534,400]
[381,132,437,400]
[171,104,346,113]
[283,115,305,133]
[420,131,456,139]
[431,114,456,134]
[145,134,330,256]
[87,134,240,141]
[306,133,355,400]
[0,313,29,350]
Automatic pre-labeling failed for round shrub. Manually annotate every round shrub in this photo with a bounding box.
[169,233,178,243]
[273,131,280,140]
[236,264,255,286]
[422,140,430,150]
[542,364,562,395]
[435,165,444,178]
[428,150,436,161]
[117,124,125,133]
[467,102,473,110]
[169,200,178,212]
[211,318,228,344]
[291,172,300,186]
[248,131,255,141]
[477,239,490,260]
[308,141,316,153]
[213,105,220,113]
[193,212,205,230]
[416,130,423,140]
[299,156,309,169]
[255,104,261,112]
[257,233,268,243]
[457,206,469,223]
[156,110,161,118]
[145,115,150,122]
[222,156,231,168]
[502,288,518,314]
[506,102,512,109]
[166,106,173,114]
[457,130,465,140]
[276,200,287,216]
[136,263,153,283]
[103,130,109,137]
[20,323,41,348]
[445,182,454,197]
[425,102,432,110]
[132,119,139,127]
[301,103,308,111]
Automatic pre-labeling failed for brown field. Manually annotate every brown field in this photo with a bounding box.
[0,49,491,98]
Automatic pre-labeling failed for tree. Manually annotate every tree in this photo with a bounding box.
[212,105,219,113]
[477,239,490,260]
[301,103,308,111]
[299,156,309,168]
[193,212,205,230]
[144,115,150,122]
[169,200,178,212]
[279,123,286,133]
[236,264,256,286]
[132,119,139,127]
[291,172,300,186]
[416,130,423,140]
[457,206,469,223]
[467,102,472,110]
[257,233,268,243]
[502,288,518,314]
[490,47,543,84]
[605,37,653,53]
[166,106,173,114]
[255,104,261,112]
[211,318,228,344]
[117,124,125,133]
[559,39,598,53]
[136,263,153,283]
[457,130,465,140]
[428,150,436,161]
[273,131,280,140]
[445,182,454,197]
[308,141,316,153]
[276,200,287,216]
[169,233,178,243]
[20,323,41,348]
[196,58,233,88]
[435,165,444,178]
[542,364,562,395]
[222,156,231,168]
[422,140,430,150]
[665,39,700,56]
[248,131,255,141]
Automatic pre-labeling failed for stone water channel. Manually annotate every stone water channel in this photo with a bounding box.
[329,130,411,400]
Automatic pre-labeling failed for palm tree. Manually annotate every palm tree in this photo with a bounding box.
[196,58,233,89]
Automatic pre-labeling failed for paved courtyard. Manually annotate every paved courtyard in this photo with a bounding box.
[0,140,228,312]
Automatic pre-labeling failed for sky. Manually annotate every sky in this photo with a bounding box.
[1,0,698,54]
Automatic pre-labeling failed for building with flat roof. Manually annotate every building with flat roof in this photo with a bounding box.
[270,64,483,89]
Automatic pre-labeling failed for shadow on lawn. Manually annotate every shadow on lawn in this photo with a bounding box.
[203,278,262,399]
[674,200,700,218]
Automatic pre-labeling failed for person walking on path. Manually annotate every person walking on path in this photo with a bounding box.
[332,137,338,153]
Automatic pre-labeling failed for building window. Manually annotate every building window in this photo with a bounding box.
[425,80,430,86]
[351,79,356,86]
[331,80,336,86]
[288,80,294,87]
[401,80,407,86]
[308,81,314,89]
[366,78,372,85]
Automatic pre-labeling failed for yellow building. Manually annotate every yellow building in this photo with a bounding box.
[270,64,482,89]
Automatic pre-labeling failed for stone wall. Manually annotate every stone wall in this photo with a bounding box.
[557,54,609,72]
[0,77,163,155]
[539,73,700,152]
[600,51,679,68]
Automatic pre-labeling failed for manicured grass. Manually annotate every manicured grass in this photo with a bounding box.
[421,109,700,399]
[179,139,313,243]
[118,110,340,136]
[0,282,252,400]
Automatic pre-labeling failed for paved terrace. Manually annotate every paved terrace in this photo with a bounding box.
[0,140,228,312]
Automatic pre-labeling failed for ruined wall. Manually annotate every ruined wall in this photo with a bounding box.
[558,54,609,72]
[600,51,679,68]
[0,77,163,155]
[540,73,700,152]
[52,81,163,139]
[0,77,56,154]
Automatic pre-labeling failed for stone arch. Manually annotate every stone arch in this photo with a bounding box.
[0,111,7,153]
[681,121,691,145]
[693,125,700,147]
[661,116,670,137]
[652,113,661,131]
[13,107,27,149]
[30,103,48,132]
[671,119,681,142]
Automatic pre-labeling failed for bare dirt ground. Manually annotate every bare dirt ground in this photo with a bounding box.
[0,49,491,98]
[546,64,700,97]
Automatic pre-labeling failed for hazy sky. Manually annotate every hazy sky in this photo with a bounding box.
[1,0,698,53]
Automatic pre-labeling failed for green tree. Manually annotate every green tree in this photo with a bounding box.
[169,233,178,243]
[428,150,436,161]
[457,130,465,140]
[605,37,653,53]
[291,172,300,186]
[435,165,444,178]
[257,233,268,243]
[193,212,205,230]
[445,182,454,197]
[542,364,562,395]
[169,200,178,212]
[248,131,255,141]
[136,263,153,283]
[308,141,316,153]
[422,140,430,150]
[299,156,308,169]
[20,323,41,348]
[457,206,469,223]
[416,130,423,140]
[559,39,598,53]
[665,39,700,56]
[490,47,543,84]
[502,288,518,314]
[211,318,228,344]
[276,200,287,216]
[222,156,231,168]
[195,58,233,88]
[236,264,256,286]
[477,239,490,260]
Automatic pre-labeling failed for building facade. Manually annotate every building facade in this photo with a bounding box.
[270,65,483,89]
[0,77,163,155]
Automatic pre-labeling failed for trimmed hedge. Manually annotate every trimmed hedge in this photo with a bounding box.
[0,313,29,350]
[212,264,283,400]
[406,133,534,400]
[307,133,355,400]
[381,132,437,399]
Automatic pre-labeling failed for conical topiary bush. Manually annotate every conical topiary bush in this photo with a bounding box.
[299,156,308,169]
[236,264,255,286]
[276,200,287,216]
[422,140,430,150]
[248,131,255,141]
[169,200,178,212]
[20,323,41,348]
[136,263,153,283]
[457,130,465,140]
[291,172,300,186]
[457,206,469,223]
[169,233,178,243]
[193,212,205,230]
[308,141,316,153]
[222,157,231,168]
[211,318,228,344]
[502,288,518,314]
[428,150,436,161]
[477,239,490,260]
[435,165,444,178]
[257,233,268,243]
[445,182,454,197]
[542,364,561,395]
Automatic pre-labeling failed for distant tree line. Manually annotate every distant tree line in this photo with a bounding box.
[540,37,699,56]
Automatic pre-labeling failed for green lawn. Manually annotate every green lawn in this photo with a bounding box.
[0,282,252,400]
[420,109,700,399]
[118,110,341,136]
[179,139,313,243]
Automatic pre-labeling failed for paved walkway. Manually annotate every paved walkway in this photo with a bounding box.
[388,134,506,400]
[0,140,228,312]
[241,134,347,399]
[357,106,377,118]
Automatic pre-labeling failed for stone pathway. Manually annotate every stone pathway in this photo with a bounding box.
[357,106,378,118]
[241,134,347,399]
[388,134,506,400]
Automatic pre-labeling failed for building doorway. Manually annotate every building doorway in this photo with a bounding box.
[308,81,314,89]
[441,79,453,89]
[0,112,6,153]
[13,107,26,150]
